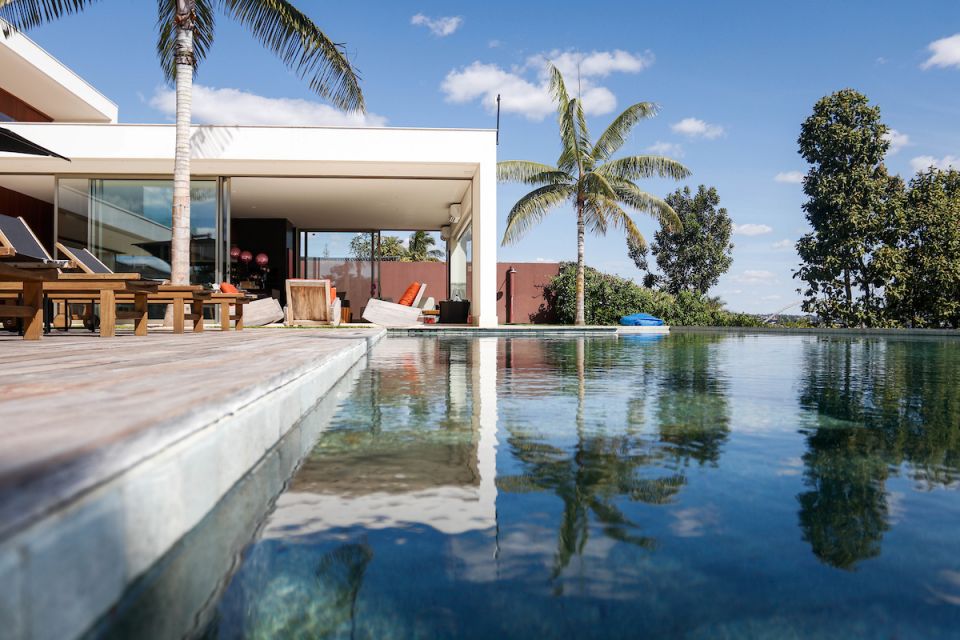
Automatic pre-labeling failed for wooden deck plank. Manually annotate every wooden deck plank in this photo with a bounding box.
[0,329,382,495]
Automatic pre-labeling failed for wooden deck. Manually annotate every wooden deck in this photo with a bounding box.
[0,327,382,540]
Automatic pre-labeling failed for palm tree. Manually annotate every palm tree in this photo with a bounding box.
[407,230,443,262]
[499,65,689,325]
[2,1,363,285]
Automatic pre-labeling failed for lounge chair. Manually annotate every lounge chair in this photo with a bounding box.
[56,242,252,332]
[284,279,341,326]
[362,282,435,327]
[0,214,66,339]
[0,214,159,339]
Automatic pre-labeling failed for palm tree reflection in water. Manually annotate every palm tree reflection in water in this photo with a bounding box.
[497,337,716,590]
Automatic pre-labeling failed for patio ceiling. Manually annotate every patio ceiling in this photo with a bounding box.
[230,176,472,231]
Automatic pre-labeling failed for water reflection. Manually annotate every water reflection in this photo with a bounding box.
[796,337,960,569]
[196,333,960,639]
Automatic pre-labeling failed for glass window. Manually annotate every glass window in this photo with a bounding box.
[57,178,218,284]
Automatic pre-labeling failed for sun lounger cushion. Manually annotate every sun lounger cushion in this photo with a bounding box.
[398,282,420,306]
[220,282,239,293]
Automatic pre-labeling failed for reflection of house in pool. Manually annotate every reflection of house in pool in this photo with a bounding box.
[261,338,500,537]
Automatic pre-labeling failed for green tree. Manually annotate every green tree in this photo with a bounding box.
[626,236,659,288]
[646,185,733,295]
[498,65,689,325]
[793,89,905,326]
[2,1,363,284]
[406,231,443,262]
[887,169,960,328]
[349,234,407,261]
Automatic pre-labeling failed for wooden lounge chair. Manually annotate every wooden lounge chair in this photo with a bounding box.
[361,282,435,327]
[284,279,341,326]
[0,214,159,339]
[0,215,66,339]
[56,242,253,332]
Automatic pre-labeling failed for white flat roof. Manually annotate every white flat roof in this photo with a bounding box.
[0,123,496,177]
[0,26,117,123]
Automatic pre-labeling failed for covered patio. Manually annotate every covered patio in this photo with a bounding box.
[0,123,499,326]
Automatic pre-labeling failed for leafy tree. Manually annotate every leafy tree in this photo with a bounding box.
[542,263,763,327]
[626,237,659,288]
[349,234,406,261]
[887,169,960,328]
[406,231,443,262]
[793,89,905,326]
[647,185,733,295]
[498,65,689,325]
[2,1,363,284]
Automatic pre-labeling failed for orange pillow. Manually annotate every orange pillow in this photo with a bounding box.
[220,282,239,293]
[397,282,421,306]
[329,286,337,304]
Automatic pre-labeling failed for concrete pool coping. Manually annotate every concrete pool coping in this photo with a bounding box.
[0,327,384,640]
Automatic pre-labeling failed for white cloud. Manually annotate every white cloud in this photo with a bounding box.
[910,155,960,172]
[921,33,960,69]
[671,117,724,139]
[646,141,683,157]
[148,85,386,126]
[883,129,910,155]
[488,39,501,48]
[774,171,804,184]
[411,13,463,37]
[771,239,793,250]
[733,223,773,236]
[441,49,653,121]
[526,49,654,79]
[732,269,777,284]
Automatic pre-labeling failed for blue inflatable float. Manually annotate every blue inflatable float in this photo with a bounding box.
[619,312,665,326]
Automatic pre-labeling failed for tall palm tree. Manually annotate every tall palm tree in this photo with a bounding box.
[1,1,363,284]
[499,65,689,325]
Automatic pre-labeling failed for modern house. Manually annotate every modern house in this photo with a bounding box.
[0,25,499,326]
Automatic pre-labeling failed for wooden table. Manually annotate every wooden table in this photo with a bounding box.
[0,263,60,340]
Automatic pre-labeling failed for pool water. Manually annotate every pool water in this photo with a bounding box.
[200,333,960,639]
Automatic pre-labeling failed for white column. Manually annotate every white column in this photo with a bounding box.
[471,153,498,326]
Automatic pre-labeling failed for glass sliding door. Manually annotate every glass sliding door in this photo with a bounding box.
[56,178,218,284]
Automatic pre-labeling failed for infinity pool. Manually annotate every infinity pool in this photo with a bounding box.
[118,333,960,638]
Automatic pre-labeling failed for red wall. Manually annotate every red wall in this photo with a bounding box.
[298,260,561,323]
[496,262,561,324]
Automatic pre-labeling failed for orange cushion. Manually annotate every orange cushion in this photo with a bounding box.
[220,282,239,293]
[397,282,420,306]
[329,286,336,304]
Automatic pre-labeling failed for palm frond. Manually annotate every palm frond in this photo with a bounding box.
[549,65,582,173]
[611,180,683,233]
[596,196,647,249]
[497,160,570,186]
[219,0,363,110]
[592,102,659,161]
[599,155,691,182]
[502,183,574,246]
[156,0,216,82]
[0,0,100,33]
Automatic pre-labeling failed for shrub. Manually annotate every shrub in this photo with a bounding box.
[542,263,763,327]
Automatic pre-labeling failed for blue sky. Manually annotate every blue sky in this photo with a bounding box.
[23,1,960,312]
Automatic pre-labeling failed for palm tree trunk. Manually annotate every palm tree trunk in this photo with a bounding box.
[171,2,195,285]
[575,204,586,325]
